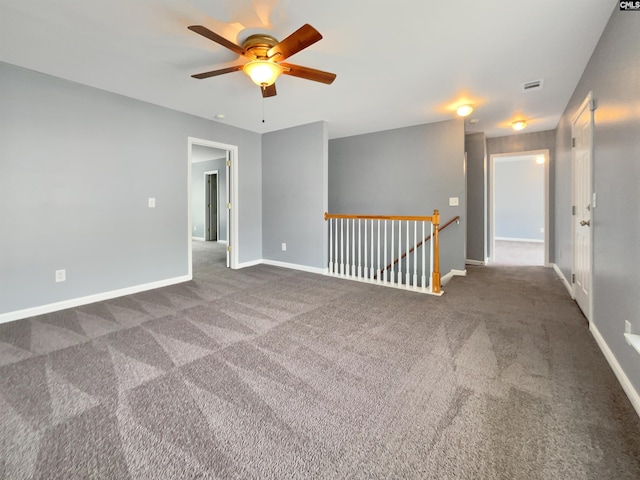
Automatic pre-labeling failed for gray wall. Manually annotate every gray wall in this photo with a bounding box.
[262,122,328,269]
[494,158,544,241]
[0,62,261,315]
[486,130,556,259]
[191,158,227,241]
[554,9,640,397]
[329,119,466,276]
[465,133,487,262]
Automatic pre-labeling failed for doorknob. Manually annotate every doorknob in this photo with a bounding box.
[580,220,590,226]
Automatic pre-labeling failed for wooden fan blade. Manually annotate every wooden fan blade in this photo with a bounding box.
[261,84,277,98]
[192,65,243,79]
[188,25,246,57]
[281,63,336,84]
[267,24,322,61]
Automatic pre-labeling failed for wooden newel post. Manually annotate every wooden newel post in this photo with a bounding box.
[431,209,441,293]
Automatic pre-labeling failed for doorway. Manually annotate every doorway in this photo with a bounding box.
[188,137,238,277]
[490,150,549,266]
[205,171,219,241]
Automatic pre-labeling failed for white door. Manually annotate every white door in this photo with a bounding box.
[572,93,594,319]
[226,150,230,268]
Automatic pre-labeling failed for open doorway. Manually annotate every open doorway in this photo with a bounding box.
[490,150,549,266]
[188,137,239,278]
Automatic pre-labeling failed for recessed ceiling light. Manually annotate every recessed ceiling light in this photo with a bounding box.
[536,156,545,165]
[456,105,473,117]
[215,114,226,120]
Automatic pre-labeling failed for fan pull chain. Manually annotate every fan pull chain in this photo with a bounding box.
[262,95,265,123]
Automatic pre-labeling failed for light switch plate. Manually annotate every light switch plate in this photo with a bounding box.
[449,197,459,206]
[148,197,156,208]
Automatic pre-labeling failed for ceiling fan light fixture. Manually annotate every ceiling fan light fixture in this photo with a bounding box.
[456,105,473,117]
[512,120,527,131]
[243,60,283,87]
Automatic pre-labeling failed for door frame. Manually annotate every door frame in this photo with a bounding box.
[204,170,219,242]
[571,91,595,320]
[188,137,239,275]
[489,149,550,266]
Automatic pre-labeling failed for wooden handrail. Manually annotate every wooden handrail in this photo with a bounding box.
[374,215,460,285]
[324,212,435,223]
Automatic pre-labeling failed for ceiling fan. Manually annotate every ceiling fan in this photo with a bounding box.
[188,24,336,98]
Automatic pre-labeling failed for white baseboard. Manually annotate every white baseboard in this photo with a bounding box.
[466,259,486,266]
[217,240,228,245]
[192,237,205,241]
[441,268,467,286]
[590,322,640,419]
[236,259,262,269]
[261,259,327,275]
[495,237,544,243]
[551,263,573,298]
[0,274,192,325]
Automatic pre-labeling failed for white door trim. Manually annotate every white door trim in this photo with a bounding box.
[188,137,239,274]
[489,149,550,266]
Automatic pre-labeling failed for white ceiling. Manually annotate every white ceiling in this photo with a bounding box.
[0,0,616,139]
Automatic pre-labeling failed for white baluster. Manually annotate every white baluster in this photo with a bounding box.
[397,221,402,286]
[370,219,375,279]
[383,220,388,283]
[329,217,333,274]
[376,220,381,282]
[334,219,339,275]
[340,218,344,276]
[346,218,350,277]
[421,221,426,289]
[351,219,356,278]
[406,220,410,287]
[413,221,418,289]
[358,219,362,278]
[364,219,368,280]
[390,220,395,284]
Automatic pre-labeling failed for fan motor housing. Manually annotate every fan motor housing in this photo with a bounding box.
[242,34,279,59]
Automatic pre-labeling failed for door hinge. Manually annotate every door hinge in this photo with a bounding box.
[571,273,576,283]
[572,138,576,148]
[227,203,231,209]
[227,245,232,252]
[226,160,231,167]
[572,205,576,215]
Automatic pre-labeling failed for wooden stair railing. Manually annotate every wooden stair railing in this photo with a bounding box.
[374,215,460,282]
[324,209,444,294]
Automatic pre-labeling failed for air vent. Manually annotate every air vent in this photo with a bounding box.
[522,79,544,92]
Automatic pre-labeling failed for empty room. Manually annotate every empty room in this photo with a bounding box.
[1,1,639,478]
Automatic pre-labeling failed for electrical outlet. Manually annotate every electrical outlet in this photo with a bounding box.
[55,269,66,283]
[449,197,459,206]
[282,243,287,252]
[148,197,156,208]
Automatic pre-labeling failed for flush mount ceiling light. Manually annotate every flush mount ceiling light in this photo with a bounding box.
[456,105,474,117]
[242,60,284,87]
[512,120,527,131]
[536,156,545,165]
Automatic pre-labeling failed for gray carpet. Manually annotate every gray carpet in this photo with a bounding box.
[1,241,639,479]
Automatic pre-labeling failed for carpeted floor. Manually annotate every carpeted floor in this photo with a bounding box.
[1,241,638,479]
